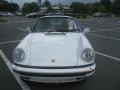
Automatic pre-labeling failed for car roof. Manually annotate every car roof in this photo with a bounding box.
[39,15,74,19]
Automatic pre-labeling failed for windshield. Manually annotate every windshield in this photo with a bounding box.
[33,17,79,32]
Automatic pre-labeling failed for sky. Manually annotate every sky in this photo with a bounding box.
[7,0,100,7]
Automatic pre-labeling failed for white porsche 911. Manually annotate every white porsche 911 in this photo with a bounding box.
[12,16,96,83]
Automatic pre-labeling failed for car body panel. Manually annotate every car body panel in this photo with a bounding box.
[16,32,94,67]
[30,33,80,66]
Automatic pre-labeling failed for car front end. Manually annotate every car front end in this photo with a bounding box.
[12,62,95,83]
[12,16,96,83]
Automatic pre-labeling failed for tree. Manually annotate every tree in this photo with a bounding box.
[59,3,63,11]
[30,2,39,12]
[88,2,109,13]
[100,0,111,12]
[70,2,87,13]
[0,0,8,11]
[43,0,51,7]
[97,5,107,13]
[22,2,39,14]
[111,0,120,15]
[0,0,7,3]
[0,0,19,12]
[43,0,52,12]
[87,3,101,13]
[22,3,30,14]
[9,3,19,12]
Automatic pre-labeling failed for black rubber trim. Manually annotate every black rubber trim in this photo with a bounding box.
[13,70,95,77]
[13,62,94,69]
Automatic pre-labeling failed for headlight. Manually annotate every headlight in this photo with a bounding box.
[82,48,95,62]
[13,48,25,62]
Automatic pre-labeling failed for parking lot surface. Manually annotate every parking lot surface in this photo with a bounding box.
[0,16,120,90]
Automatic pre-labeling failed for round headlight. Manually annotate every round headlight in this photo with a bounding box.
[82,48,95,62]
[13,48,25,62]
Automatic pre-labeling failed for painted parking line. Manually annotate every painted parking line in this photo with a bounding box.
[86,23,120,28]
[0,40,21,45]
[92,27,120,30]
[91,27,120,33]
[0,21,33,25]
[9,20,33,23]
[96,20,105,23]
[95,51,120,62]
[0,22,11,24]
[87,33,120,41]
[90,30,107,33]
[18,28,28,32]
[87,20,120,24]
[0,49,31,90]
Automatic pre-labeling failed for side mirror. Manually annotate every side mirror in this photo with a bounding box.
[26,27,31,33]
[83,28,90,34]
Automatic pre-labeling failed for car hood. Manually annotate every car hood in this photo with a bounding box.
[29,33,82,67]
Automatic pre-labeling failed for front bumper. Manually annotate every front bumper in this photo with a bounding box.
[12,63,96,83]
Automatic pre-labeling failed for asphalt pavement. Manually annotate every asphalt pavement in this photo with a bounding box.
[0,16,120,90]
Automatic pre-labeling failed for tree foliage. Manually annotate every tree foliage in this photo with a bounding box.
[70,0,112,14]
[59,3,64,11]
[70,2,87,13]
[111,0,120,15]
[22,2,39,14]
[9,3,19,12]
[97,5,107,13]
[100,0,111,11]
[43,0,52,13]
[87,3,100,13]
[0,0,19,12]
[43,0,51,7]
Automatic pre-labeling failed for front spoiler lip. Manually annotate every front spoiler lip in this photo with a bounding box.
[13,62,94,69]
[12,62,95,77]
[13,69,95,77]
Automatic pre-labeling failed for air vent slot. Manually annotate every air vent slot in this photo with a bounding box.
[45,32,66,35]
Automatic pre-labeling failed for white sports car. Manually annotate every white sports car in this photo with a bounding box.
[12,16,96,83]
